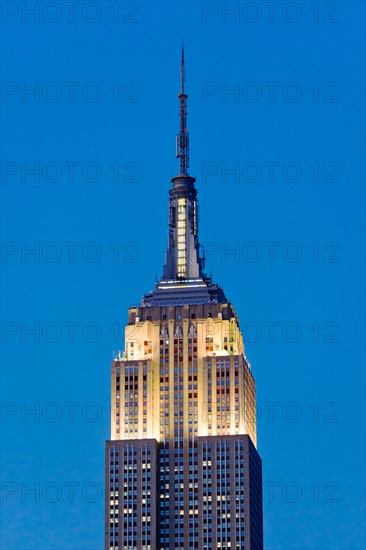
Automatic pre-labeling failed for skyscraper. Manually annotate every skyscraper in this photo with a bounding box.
[105,47,263,550]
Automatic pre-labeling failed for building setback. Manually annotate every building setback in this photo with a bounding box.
[105,47,263,550]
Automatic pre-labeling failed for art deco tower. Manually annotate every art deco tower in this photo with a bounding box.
[105,48,263,550]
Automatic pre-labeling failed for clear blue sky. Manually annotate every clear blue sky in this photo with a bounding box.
[1,1,365,548]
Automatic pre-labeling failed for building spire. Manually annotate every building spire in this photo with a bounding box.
[139,44,228,306]
[180,42,185,94]
[176,43,190,175]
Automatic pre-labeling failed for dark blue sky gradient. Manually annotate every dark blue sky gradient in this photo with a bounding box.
[1,1,365,548]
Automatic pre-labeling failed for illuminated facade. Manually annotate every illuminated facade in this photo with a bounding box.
[105,48,263,550]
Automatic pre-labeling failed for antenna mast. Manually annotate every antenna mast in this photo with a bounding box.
[176,44,190,175]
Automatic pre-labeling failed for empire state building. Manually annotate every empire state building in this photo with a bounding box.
[105,48,263,550]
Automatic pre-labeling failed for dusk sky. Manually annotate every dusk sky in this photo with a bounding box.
[1,1,365,549]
